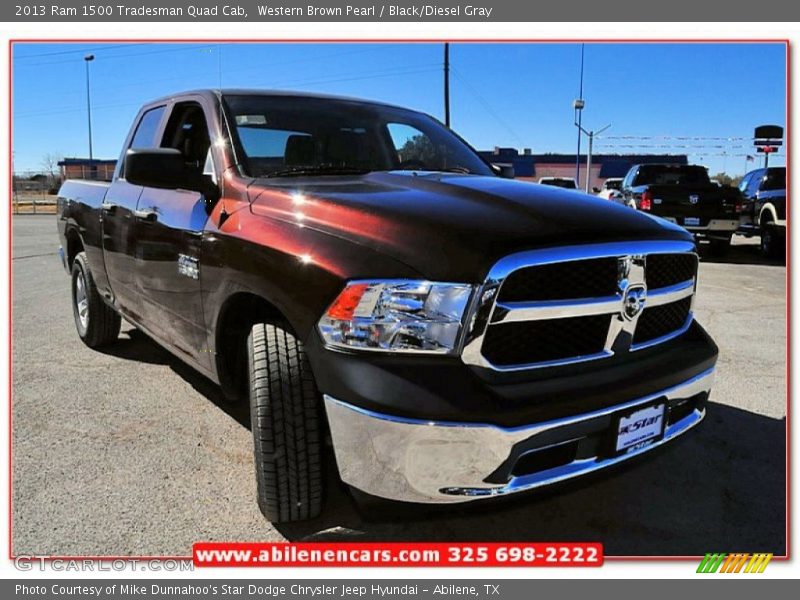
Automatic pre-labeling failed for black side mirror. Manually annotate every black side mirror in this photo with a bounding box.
[125,148,188,189]
[592,187,601,193]
[491,163,515,179]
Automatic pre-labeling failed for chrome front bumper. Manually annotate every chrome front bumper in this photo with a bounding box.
[324,368,714,504]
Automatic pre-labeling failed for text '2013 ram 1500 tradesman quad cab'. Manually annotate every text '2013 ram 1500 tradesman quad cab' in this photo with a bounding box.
[58,90,718,523]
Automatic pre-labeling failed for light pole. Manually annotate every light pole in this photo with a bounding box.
[84,54,95,164]
[574,121,611,193]
[574,43,585,187]
[574,98,585,186]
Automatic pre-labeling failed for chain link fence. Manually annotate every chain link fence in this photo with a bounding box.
[13,165,114,214]
[12,172,60,214]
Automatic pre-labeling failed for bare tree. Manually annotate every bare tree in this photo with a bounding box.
[41,152,64,193]
[41,152,62,177]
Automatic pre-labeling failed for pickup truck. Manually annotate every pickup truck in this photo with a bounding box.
[620,164,742,254]
[538,177,578,190]
[57,90,718,523]
[736,166,786,258]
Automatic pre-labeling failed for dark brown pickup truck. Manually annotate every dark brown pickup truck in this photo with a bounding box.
[57,90,718,522]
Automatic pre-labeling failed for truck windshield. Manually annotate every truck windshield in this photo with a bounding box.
[635,165,710,186]
[223,94,493,178]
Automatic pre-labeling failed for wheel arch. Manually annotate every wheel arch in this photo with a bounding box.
[64,226,85,269]
[213,291,291,400]
[759,204,778,227]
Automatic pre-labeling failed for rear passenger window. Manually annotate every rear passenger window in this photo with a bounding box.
[130,106,166,149]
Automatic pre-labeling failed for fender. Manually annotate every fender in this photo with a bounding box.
[759,203,785,228]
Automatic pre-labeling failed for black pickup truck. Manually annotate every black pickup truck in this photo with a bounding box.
[736,166,787,257]
[57,90,718,523]
[620,164,742,254]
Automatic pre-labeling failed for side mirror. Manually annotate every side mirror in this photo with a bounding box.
[125,148,187,189]
[592,187,601,193]
[491,163,515,179]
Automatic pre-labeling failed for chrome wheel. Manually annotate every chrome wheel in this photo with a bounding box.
[75,270,89,330]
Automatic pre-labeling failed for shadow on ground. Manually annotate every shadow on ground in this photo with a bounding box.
[697,236,786,267]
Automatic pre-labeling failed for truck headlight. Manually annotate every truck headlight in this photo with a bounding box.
[317,280,474,354]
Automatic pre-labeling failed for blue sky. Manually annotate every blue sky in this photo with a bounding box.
[12,42,786,174]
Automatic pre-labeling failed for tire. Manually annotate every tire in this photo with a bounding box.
[248,322,323,522]
[760,224,783,259]
[71,252,121,348]
[708,236,731,257]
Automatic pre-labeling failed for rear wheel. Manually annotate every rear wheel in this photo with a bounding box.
[71,252,121,347]
[248,322,323,522]
[760,224,783,259]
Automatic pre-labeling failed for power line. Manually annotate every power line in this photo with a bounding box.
[14,63,441,119]
[14,44,217,68]
[12,43,148,59]
[451,67,524,145]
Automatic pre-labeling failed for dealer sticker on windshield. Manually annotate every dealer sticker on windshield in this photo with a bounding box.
[615,404,666,453]
[684,217,701,226]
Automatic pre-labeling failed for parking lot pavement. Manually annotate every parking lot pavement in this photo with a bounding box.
[11,215,786,556]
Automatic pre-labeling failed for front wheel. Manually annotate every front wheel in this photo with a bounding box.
[248,322,323,522]
[71,252,121,347]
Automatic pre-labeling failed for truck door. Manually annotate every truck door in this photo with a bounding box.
[101,105,167,323]
[132,101,214,369]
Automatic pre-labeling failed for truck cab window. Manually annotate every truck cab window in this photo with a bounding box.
[161,103,212,181]
[129,106,166,149]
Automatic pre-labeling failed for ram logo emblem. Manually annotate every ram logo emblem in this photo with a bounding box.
[623,285,647,320]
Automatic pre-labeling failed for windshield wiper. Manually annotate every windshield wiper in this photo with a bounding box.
[391,166,473,174]
[265,165,372,178]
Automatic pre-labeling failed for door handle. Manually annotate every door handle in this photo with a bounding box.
[134,207,159,222]
[100,202,117,214]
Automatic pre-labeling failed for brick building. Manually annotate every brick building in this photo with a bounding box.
[58,158,117,182]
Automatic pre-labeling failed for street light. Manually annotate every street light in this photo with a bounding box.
[84,54,95,164]
[574,43,585,186]
[574,119,611,193]
[574,98,585,186]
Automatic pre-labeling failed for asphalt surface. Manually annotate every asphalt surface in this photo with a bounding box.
[11,215,787,557]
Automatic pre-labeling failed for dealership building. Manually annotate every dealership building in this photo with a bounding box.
[479,148,689,190]
[57,158,117,182]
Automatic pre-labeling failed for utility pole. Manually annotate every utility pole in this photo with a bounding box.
[574,43,585,187]
[444,43,450,128]
[84,54,95,163]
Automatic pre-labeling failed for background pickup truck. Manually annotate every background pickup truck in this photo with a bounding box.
[57,89,718,523]
[620,163,742,254]
[736,166,787,258]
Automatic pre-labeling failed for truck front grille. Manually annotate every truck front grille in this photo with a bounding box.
[461,241,698,371]
[482,315,611,367]
[634,297,693,346]
[497,257,619,302]
[645,253,698,290]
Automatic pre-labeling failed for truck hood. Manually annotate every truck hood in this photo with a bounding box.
[249,171,691,281]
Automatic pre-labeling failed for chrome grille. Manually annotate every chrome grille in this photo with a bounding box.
[461,241,697,371]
